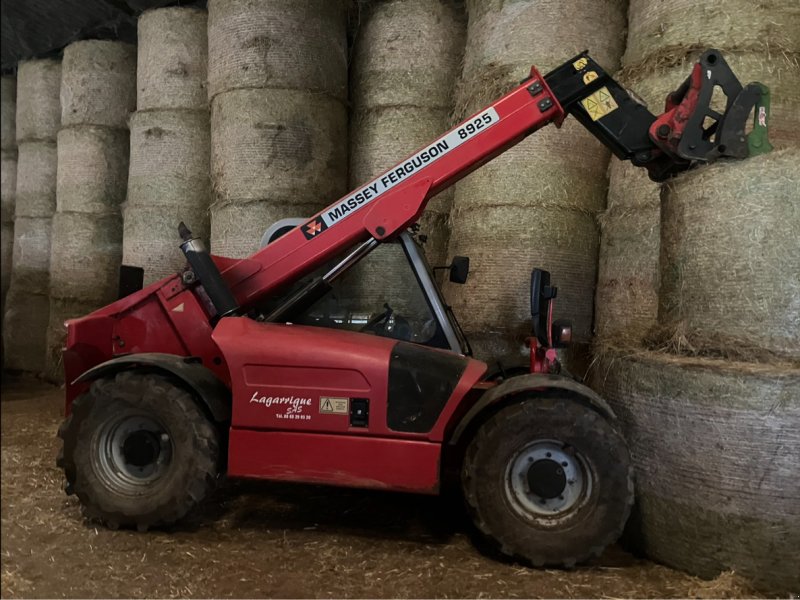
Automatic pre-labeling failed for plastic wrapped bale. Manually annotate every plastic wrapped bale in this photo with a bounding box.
[46,213,123,381]
[210,88,347,256]
[125,110,210,283]
[60,40,137,129]
[623,0,800,66]
[593,348,800,594]
[1,76,15,150]
[444,0,626,363]
[349,0,465,268]
[658,149,800,360]
[15,59,61,143]
[137,7,208,111]
[206,0,347,101]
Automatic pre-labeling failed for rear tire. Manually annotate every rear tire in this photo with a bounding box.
[58,371,220,530]
[461,396,633,567]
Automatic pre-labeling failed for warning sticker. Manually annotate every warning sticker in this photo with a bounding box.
[320,396,349,415]
[580,87,619,121]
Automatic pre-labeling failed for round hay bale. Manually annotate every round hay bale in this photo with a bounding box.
[15,59,61,142]
[1,221,13,311]
[594,203,659,341]
[446,203,599,346]
[593,348,800,594]
[60,40,137,129]
[137,7,208,111]
[463,0,626,82]
[207,0,346,101]
[1,76,16,150]
[1,150,16,222]
[44,296,102,383]
[210,88,346,205]
[351,0,465,110]
[10,216,52,294]
[15,141,57,218]
[658,149,800,359]
[2,288,49,373]
[123,202,208,285]
[49,212,122,303]
[127,109,210,209]
[56,126,129,214]
[210,199,321,258]
[624,0,800,66]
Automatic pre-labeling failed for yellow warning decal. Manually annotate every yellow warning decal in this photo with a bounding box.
[320,396,349,415]
[581,87,619,121]
[573,57,589,70]
[583,71,598,84]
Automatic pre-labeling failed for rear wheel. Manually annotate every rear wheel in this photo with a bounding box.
[58,371,221,530]
[461,396,633,567]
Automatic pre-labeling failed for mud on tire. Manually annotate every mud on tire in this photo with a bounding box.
[57,371,221,530]
[461,396,634,567]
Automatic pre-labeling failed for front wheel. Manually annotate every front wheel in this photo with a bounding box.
[57,371,221,531]
[461,396,633,567]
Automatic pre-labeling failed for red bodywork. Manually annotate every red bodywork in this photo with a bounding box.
[62,66,566,493]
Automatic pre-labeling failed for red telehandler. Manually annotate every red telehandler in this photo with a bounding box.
[56,50,769,566]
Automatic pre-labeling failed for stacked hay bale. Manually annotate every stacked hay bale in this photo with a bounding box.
[124,7,210,285]
[349,0,465,268]
[594,0,800,592]
[45,41,135,382]
[3,59,61,374]
[444,0,626,366]
[1,76,16,324]
[208,0,348,258]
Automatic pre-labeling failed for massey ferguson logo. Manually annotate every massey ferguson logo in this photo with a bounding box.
[302,216,327,240]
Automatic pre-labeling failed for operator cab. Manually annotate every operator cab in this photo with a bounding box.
[256,219,471,355]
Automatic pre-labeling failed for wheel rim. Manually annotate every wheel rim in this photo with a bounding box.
[505,440,592,523]
[93,413,173,494]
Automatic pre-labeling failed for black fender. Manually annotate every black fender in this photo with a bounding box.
[74,353,231,423]
[448,373,616,446]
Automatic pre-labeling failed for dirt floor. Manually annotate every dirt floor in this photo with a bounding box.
[1,377,760,599]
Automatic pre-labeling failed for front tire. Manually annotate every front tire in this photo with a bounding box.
[58,371,221,530]
[461,396,633,567]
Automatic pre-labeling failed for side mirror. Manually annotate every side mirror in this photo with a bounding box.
[449,256,470,284]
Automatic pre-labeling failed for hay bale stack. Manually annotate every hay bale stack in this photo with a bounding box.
[658,149,799,360]
[594,348,800,594]
[4,59,60,373]
[46,41,134,382]
[124,8,210,285]
[595,2,800,343]
[1,76,16,329]
[349,0,465,268]
[445,0,626,363]
[207,0,347,258]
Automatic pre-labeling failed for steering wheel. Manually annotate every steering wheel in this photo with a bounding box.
[360,304,394,334]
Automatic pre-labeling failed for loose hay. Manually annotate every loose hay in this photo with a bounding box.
[15,59,61,143]
[592,347,800,594]
[56,127,129,214]
[210,88,346,206]
[127,110,210,209]
[123,202,207,285]
[14,141,57,218]
[1,76,16,150]
[623,0,800,66]
[659,149,800,359]
[137,7,209,111]
[207,0,347,101]
[60,40,137,129]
